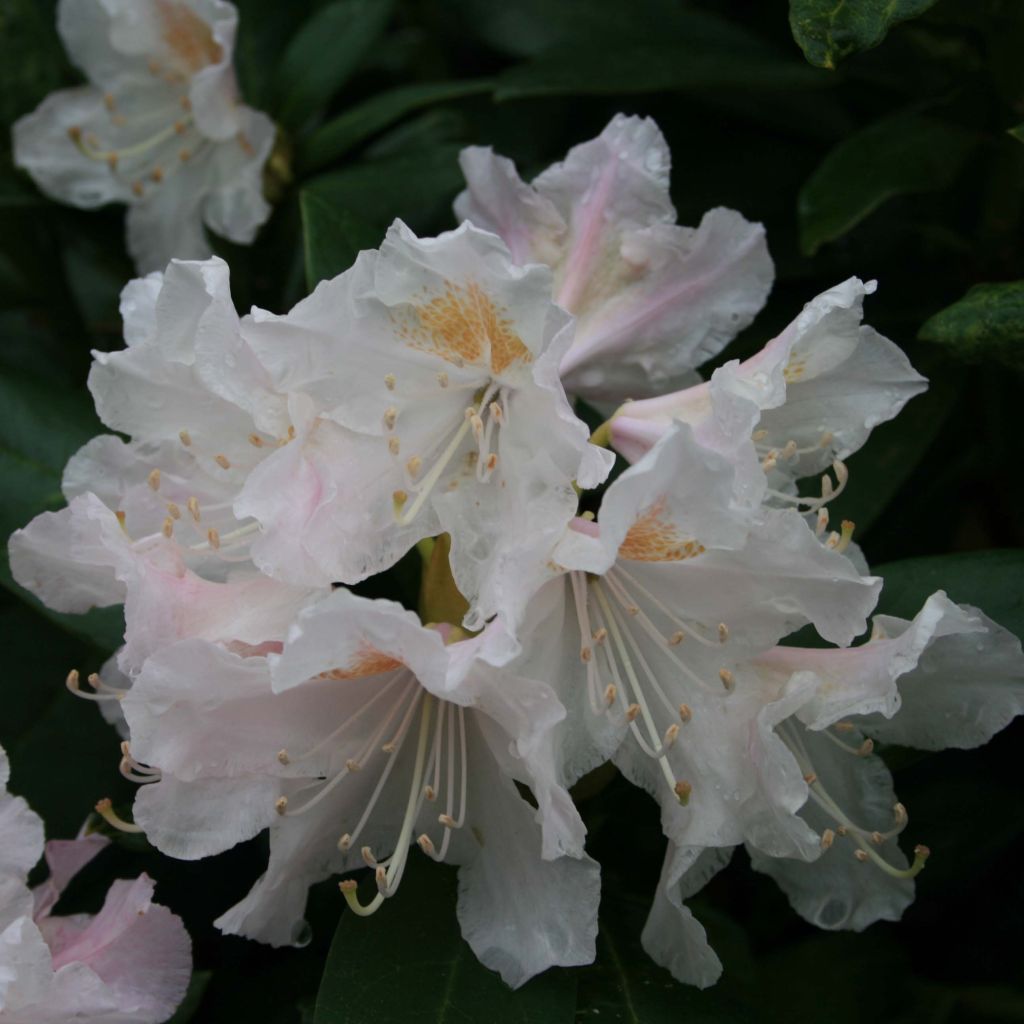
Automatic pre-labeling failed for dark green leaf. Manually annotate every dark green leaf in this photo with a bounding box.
[918,282,1024,371]
[0,600,128,835]
[497,29,824,101]
[1009,123,1024,144]
[873,549,1024,638]
[798,114,975,255]
[301,79,494,172]
[789,0,939,69]
[167,972,213,1024]
[300,187,379,289]
[272,0,395,134]
[301,145,464,241]
[314,858,577,1024]
[0,369,123,651]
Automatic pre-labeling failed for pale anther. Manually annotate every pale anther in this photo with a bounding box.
[384,374,396,390]
[669,630,684,646]
[187,496,201,522]
[718,623,729,643]
[678,703,692,723]
[436,372,448,388]
[854,849,869,862]
[604,684,617,706]
[361,846,377,866]
[439,814,458,829]
[719,668,735,691]
[275,797,288,815]
[167,502,181,520]
[248,433,264,447]
[162,517,174,538]
[214,454,231,469]
[417,834,436,856]
[179,430,192,447]
[406,456,422,480]
[804,772,817,785]
[870,831,884,845]
[580,646,592,662]
[674,780,692,806]
[858,738,874,756]
[276,749,290,765]
[147,468,161,491]
[821,828,835,850]
[625,703,640,722]
[383,407,397,430]
[388,437,400,456]
[345,758,362,772]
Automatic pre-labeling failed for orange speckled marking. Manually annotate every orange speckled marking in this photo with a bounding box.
[157,0,223,72]
[317,645,403,680]
[618,497,705,562]
[783,356,806,383]
[396,280,531,375]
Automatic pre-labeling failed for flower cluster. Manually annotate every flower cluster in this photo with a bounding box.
[0,744,191,1022]
[9,110,1024,994]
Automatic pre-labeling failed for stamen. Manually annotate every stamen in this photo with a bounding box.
[95,798,143,834]
[162,517,174,538]
[147,469,161,491]
[66,669,122,703]
[719,668,735,691]
[854,849,869,862]
[417,834,436,856]
[604,684,617,706]
[167,502,181,520]
[821,828,835,850]
[674,780,692,805]
[384,374,396,390]
[275,797,288,815]
[718,623,729,643]
[277,749,290,765]
[678,703,692,722]
[207,528,220,550]
[383,407,398,430]
[187,496,201,521]
[214,454,231,470]
[179,430,192,447]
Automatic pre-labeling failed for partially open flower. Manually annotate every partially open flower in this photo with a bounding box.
[455,114,774,404]
[609,278,928,507]
[13,0,274,272]
[120,590,599,988]
[0,745,191,1023]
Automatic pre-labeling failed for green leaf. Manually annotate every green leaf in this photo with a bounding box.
[917,282,1024,371]
[789,0,939,69]
[872,549,1024,638]
[300,188,379,289]
[1009,123,1024,144]
[166,971,213,1024]
[0,369,123,652]
[497,18,824,101]
[301,79,494,172]
[0,599,128,835]
[798,114,975,255]
[313,858,577,1024]
[301,144,464,254]
[272,0,395,134]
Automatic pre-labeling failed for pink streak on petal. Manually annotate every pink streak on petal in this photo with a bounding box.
[556,160,618,313]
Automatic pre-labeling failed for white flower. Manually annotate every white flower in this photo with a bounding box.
[0,745,192,1023]
[454,113,774,404]
[508,421,880,985]
[8,257,323,687]
[13,0,274,272]
[234,219,612,628]
[610,278,928,517]
[120,590,599,988]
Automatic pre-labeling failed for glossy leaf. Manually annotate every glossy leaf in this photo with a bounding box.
[300,187,378,289]
[789,0,939,69]
[301,79,494,172]
[918,282,1024,371]
[798,114,975,255]
[300,145,464,240]
[873,549,1024,637]
[313,858,577,1024]
[497,26,823,100]
[272,0,395,133]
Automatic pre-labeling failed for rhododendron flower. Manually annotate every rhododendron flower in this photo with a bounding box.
[610,279,928,511]
[13,0,274,272]
[8,258,324,680]
[649,590,1024,985]
[508,421,880,983]
[119,590,599,988]
[234,219,612,628]
[455,114,773,404]
[0,745,191,1022]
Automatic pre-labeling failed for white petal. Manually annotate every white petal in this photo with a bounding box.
[748,720,914,930]
[641,844,729,988]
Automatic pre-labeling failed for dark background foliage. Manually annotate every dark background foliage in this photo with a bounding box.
[1,0,1022,1021]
